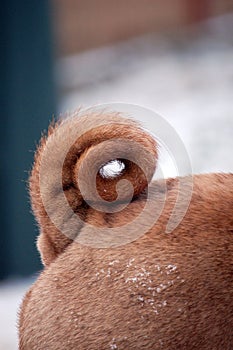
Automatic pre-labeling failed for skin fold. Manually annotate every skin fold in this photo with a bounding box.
[19,111,233,350]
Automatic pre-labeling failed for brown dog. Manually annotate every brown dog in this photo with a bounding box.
[19,111,233,349]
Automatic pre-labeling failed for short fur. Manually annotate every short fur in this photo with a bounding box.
[19,111,233,350]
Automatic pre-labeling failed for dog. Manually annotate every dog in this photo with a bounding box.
[19,111,233,349]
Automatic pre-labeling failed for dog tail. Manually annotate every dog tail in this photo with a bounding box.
[30,110,157,265]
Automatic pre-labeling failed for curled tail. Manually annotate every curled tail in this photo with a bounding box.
[30,110,157,265]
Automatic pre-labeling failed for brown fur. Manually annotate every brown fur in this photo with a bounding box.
[19,111,233,349]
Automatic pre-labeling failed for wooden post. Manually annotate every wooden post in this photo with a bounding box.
[0,0,56,278]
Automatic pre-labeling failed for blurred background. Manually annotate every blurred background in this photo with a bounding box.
[1,0,233,348]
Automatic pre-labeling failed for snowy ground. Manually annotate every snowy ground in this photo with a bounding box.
[57,13,233,175]
[1,13,233,350]
[0,279,32,350]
